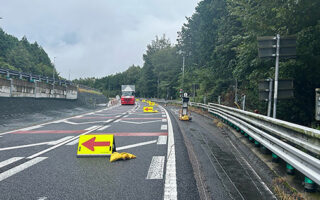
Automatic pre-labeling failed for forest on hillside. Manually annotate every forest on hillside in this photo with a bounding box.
[76,0,320,126]
[0,28,56,77]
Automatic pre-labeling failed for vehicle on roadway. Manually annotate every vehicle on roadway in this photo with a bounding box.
[121,85,135,105]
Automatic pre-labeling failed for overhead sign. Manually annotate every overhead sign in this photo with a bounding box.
[77,135,114,157]
[143,106,158,113]
[257,35,296,58]
[259,79,294,100]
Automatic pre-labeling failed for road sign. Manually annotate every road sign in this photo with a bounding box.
[259,79,293,100]
[149,102,155,106]
[257,35,296,58]
[143,106,158,113]
[136,98,140,102]
[77,135,114,157]
[142,99,146,102]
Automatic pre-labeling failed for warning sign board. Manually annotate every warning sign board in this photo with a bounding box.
[143,106,158,113]
[136,98,140,102]
[142,99,146,102]
[149,102,155,106]
[77,135,114,157]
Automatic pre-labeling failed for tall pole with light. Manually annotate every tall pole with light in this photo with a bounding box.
[178,50,185,90]
[53,56,56,83]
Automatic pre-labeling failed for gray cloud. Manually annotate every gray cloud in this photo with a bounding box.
[0,0,199,79]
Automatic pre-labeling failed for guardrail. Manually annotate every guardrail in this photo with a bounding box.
[0,67,102,93]
[152,98,320,187]
[0,67,72,85]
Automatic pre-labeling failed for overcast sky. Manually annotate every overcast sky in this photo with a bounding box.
[0,0,199,79]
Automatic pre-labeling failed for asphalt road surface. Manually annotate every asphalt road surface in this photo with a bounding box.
[0,101,276,200]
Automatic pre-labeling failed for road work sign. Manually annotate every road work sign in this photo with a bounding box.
[77,135,114,157]
[143,106,158,113]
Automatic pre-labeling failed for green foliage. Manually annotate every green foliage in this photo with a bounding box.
[77,0,320,126]
[0,29,55,77]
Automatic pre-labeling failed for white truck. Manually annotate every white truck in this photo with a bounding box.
[121,85,135,105]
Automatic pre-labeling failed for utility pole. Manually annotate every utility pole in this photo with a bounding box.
[273,34,280,118]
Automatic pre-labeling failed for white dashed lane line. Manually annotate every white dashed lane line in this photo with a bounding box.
[161,125,168,131]
[0,157,24,168]
[157,136,167,145]
[0,157,48,182]
[146,156,165,179]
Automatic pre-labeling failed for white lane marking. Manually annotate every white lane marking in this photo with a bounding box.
[0,157,47,182]
[120,120,161,125]
[162,115,166,118]
[116,140,157,151]
[27,127,100,159]
[73,115,83,118]
[66,139,79,146]
[38,197,48,200]
[98,125,111,131]
[115,115,120,118]
[64,120,107,125]
[162,106,177,200]
[0,104,118,136]
[0,141,51,152]
[85,125,101,130]
[105,119,112,123]
[146,156,165,179]
[47,136,74,145]
[162,119,167,123]
[20,125,43,131]
[157,136,167,145]
[114,119,122,123]
[161,125,168,131]
[0,157,24,168]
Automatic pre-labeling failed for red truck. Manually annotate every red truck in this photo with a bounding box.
[121,85,135,105]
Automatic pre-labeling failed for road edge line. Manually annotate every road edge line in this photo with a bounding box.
[161,105,177,200]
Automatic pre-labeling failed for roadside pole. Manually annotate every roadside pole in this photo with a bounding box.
[273,34,280,118]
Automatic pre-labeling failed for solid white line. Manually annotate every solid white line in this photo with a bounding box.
[116,140,157,151]
[0,106,113,136]
[114,119,122,123]
[47,136,74,145]
[98,125,110,131]
[146,156,165,179]
[0,142,51,152]
[162,106,177,200]
[157,136,167,145]
[161,125,168,131]
[27,127,100,159]
[0,157,47,182]
[85,125,100,130]
[105,119,112,123]
[162,119,167,123]
[20,125,42,131]
[162,115,166,118]
[120,120,161,125]
[66,139,79,146]
[0,157,24,168]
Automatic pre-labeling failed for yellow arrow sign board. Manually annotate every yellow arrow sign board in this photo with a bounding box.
[143,106,158,112]
[77,135,114,157]
[149,102,155,106]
